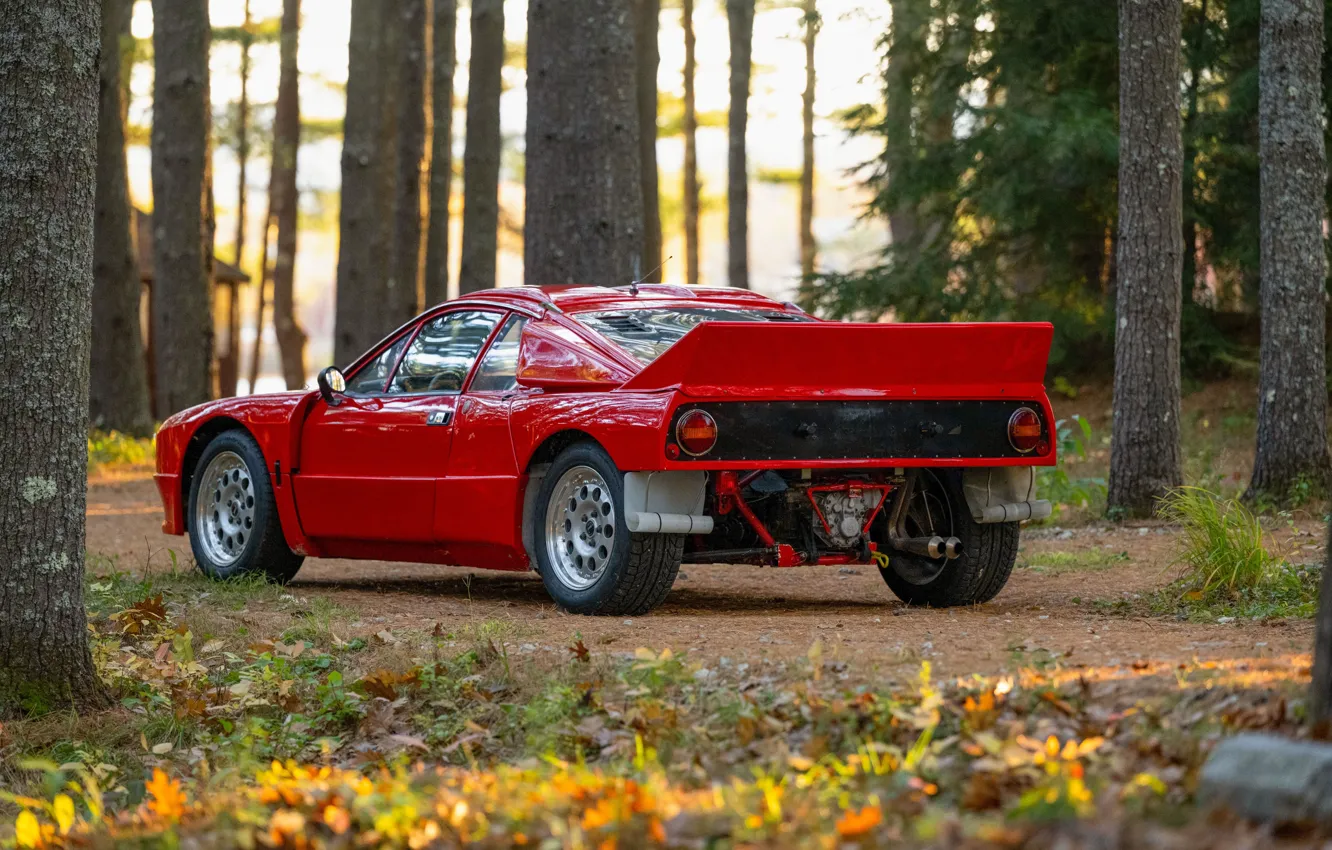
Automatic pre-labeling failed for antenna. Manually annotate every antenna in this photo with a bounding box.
[629,256,672,296]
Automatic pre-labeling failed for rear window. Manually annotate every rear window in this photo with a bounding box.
[576,308,808,364]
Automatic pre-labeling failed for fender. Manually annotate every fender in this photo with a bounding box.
[154,391,324,555]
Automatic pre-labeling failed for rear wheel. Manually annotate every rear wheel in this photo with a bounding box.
[876,469,1018,607]
[533,442,682,615]
[187,430,304,584]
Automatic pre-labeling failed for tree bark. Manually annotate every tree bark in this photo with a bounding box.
[91,0,153,436]
[0,0,110,716]
[525,0,643,287]
[682,0,699,285]
[219,0,252,399]
[335,0,392,366]
[725,0,754,289]
[424,0,458,306]
[1314,518,1332,727]
[799,0,818,281]
[272,0,307,389]
[458,0,504,294]
[636,0,662,282]
[1108,0,1184,517]
[388,0,428,326]
[151,0,213,415]
[1246,0,1332,500]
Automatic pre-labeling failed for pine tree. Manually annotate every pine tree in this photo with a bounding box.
[799,0,819,280]
[424,0,458,306]
[637,0,663,281]
[151,0,214,414]
[725,0,755,289]
[389,0,428,324]
[91,0,153,435]
[0,0,110,715]
[1246,0,1331,501]
[526,0,643,286]
[272,0,307,389]
[335,0,392,365]
[1108,0,1184,517]
[682,0,700,284]
[458,0,504,294]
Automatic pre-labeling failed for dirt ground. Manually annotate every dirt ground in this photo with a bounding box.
[87,470,1318,681]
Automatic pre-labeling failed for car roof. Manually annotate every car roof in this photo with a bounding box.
[448,284,800,315]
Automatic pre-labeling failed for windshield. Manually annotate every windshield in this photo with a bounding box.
[576,307,809,364]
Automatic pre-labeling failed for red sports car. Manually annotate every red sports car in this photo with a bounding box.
[155,284,1055,615]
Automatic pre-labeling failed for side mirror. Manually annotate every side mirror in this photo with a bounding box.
[317,366,347,407]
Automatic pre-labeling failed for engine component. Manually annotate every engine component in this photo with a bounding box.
[810,485,886,549]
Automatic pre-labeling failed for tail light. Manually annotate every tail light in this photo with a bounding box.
[1008,407,1043,453]
[675,410,718,457]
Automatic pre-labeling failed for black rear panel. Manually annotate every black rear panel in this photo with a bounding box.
[670,400,1046,461]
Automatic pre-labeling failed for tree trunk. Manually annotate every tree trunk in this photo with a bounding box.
[1246,0,1332,500]
[0,0,110,716]
[725,0,754,289]
[335,0,392,366]
[682,0,699,285]
[526,0,643,287]
[799,0,818,281]
[424,0,458,306]
[1314,518,1332,727]
[458,0,504,294]
[91,0,153,436]
[1108,0,1184,517]
[636,0,662,282]
[1180,0,1207,304]
[151,0,213,415]
[272,0,307,389]
[388,0,428,325]
[219,0,253,399]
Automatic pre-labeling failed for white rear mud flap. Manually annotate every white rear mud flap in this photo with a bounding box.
[962,467,1052,524]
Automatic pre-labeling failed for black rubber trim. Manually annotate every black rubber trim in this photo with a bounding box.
[668,400,1047,462]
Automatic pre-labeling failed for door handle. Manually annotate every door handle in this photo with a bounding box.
[426,409,452,426]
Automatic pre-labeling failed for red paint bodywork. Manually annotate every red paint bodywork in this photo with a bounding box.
[155,285,1057,571]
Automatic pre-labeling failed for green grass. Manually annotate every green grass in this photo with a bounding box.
[1157,487,1275,595]
[87,429,154,472]
[1017,548,1129,575]
[1089,487,1321,621]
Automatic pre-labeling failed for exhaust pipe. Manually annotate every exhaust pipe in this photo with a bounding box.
[889,535,962,560]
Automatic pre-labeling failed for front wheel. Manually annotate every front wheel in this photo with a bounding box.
[532,442,682,615]
[187,429,304,584]
[875,469,1018,607]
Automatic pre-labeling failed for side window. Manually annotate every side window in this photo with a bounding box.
[469,315,528,392]
[345,335,407,394]
[389,310,501,394]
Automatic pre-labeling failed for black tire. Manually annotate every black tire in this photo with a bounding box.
[186,429,304,584]
[876,469,1018,607]
[532,441,683,615]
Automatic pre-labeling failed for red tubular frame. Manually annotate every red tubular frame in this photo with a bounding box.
[715,472,896,567]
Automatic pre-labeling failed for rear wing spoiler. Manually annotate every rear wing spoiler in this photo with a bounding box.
[617,321,1054,399]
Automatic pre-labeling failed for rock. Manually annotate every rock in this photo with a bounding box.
[1198,733,1332,825]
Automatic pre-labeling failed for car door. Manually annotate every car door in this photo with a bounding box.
[434,314,529,550]
[295,309,503,543]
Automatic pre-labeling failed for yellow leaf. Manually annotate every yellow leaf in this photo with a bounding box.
[53,795,75,835]
[15,811,40,848]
